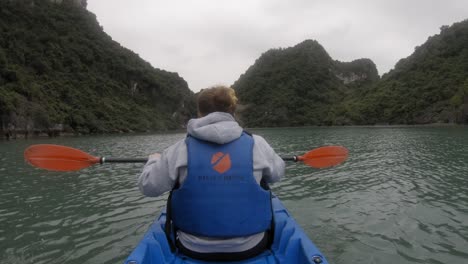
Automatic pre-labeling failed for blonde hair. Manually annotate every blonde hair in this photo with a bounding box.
[197,86,238,116]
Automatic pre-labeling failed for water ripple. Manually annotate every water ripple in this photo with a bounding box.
[1,127,468,264]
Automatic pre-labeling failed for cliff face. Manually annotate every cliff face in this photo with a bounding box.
[232,40,379,127]
[0,0,195,138]
[333,59,379,85]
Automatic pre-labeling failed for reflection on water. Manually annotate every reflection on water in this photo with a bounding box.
[1,127,467,264]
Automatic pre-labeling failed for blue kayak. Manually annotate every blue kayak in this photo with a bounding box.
[124,196,328,264]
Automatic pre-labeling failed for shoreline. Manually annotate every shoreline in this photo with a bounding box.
[2,123,466,141]
[245,123,467,130]
[0,129,188,141]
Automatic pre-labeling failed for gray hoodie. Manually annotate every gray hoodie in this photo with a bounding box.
[138,112,285,253]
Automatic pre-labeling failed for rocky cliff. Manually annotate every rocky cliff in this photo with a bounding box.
[0,0,195,139]
[233,19,468,126]
[232,40,379,127]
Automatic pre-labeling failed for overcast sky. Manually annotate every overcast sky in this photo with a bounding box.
[87,0,468,92]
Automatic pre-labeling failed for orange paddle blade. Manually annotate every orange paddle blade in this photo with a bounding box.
[297,146,348,168]
[24,144,100,171]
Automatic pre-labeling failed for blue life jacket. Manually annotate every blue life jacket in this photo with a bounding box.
[170,132,273,237]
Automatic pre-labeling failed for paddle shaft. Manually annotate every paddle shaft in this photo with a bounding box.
[101,157,148,163]
[101,156,298,163]
[24,144,348,171]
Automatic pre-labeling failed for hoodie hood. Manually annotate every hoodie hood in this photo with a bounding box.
[187,112,243,144]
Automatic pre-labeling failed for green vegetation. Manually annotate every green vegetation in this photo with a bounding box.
[233,40,379,126]
[0,0,195,138]
[2,1,466,134]
[356,20,468,124]
[234,20,468,126]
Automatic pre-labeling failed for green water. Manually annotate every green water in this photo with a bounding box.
[1,127,467,264]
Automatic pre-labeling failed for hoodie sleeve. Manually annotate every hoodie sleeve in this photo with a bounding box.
[138,139,188,197]
[252,135,285,183]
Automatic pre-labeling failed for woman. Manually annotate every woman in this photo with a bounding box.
[138,85,285,261]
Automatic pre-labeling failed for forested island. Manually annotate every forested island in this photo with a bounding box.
[233,20,468,126]
[0,0,195,139]
[1,0,467,139]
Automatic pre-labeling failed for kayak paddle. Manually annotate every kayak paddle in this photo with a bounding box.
[24,144,348,171]
[282,145,349,168]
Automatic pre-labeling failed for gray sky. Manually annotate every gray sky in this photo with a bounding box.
[87,0,468,92]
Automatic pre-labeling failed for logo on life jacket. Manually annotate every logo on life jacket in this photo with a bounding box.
[211,152,231,174]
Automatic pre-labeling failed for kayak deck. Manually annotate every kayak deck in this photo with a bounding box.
[124,196,328,264]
